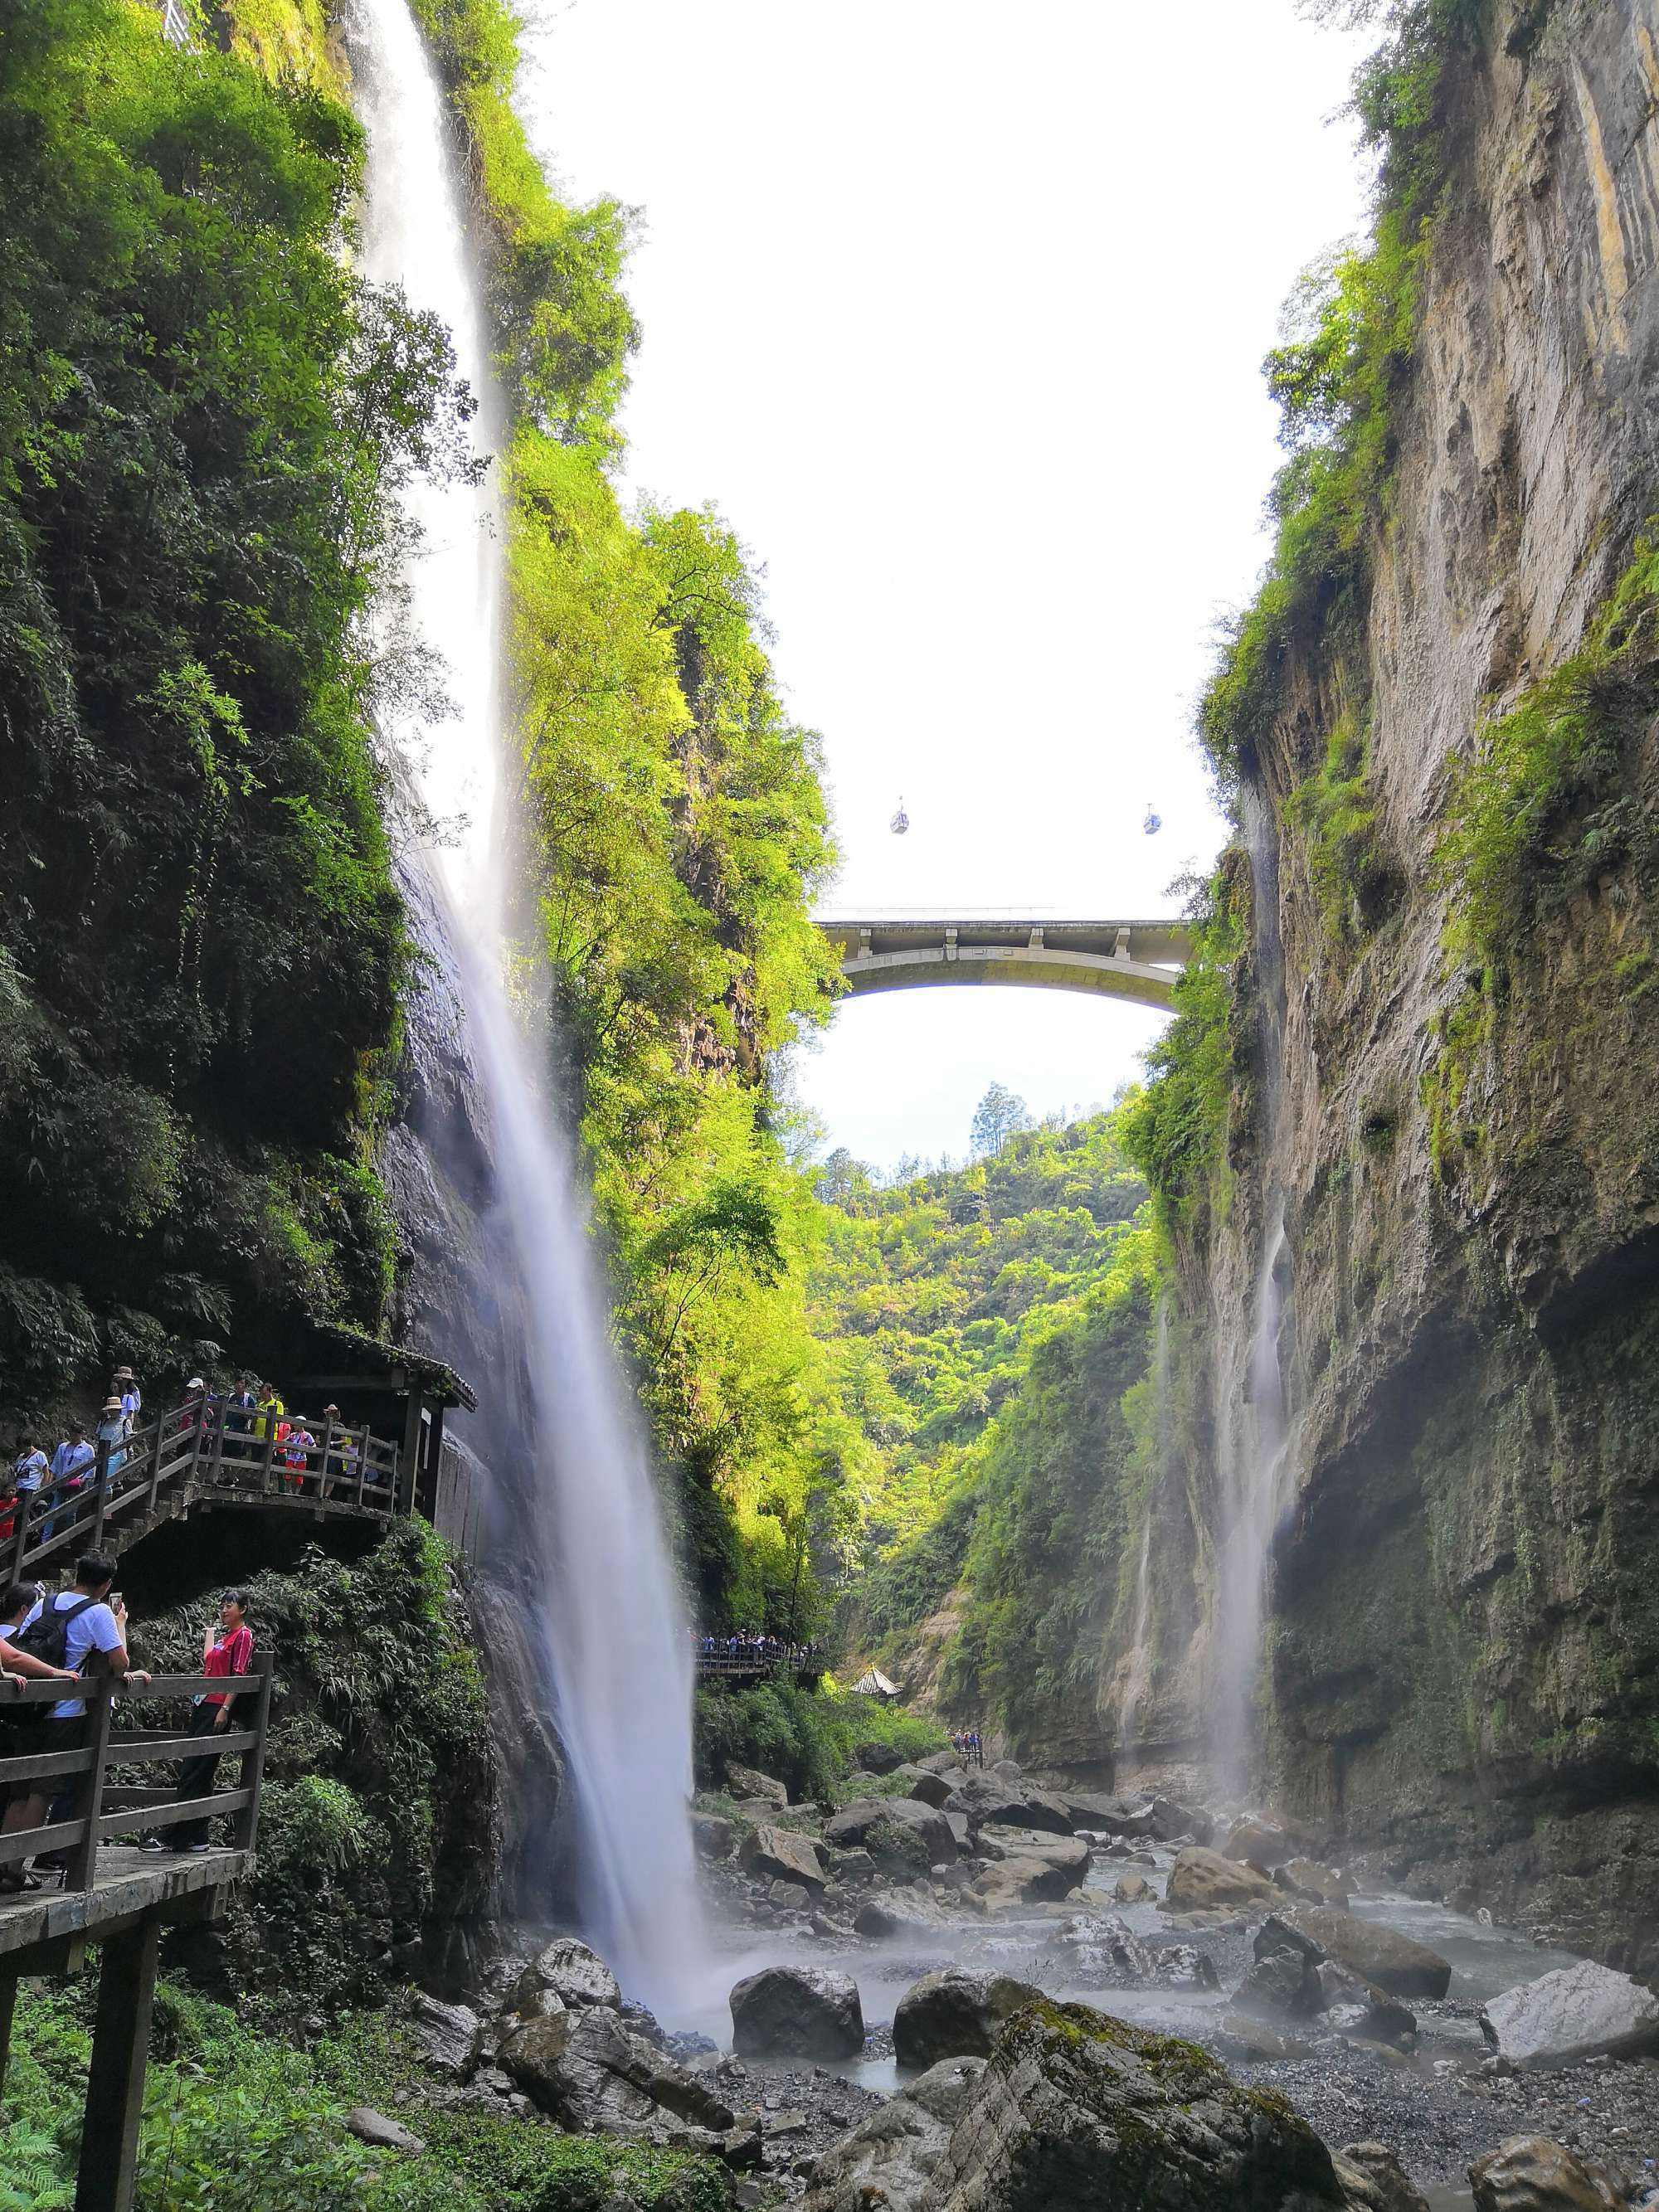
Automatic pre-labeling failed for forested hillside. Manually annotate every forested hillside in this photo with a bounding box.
[815,1105,1176,1757]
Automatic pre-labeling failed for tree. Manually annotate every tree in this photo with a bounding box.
[971,1082,1031,1159]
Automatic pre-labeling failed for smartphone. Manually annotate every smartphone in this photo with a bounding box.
[109,1590,124,1611]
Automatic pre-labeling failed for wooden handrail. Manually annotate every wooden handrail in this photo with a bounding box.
[6,1392,408,1577]
[0,1657,275,1893]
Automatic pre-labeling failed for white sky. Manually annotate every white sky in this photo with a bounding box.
[521,2,1374,1170]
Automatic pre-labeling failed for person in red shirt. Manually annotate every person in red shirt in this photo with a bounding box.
[145,1588,254,1855]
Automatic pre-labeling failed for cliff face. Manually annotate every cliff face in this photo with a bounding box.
[1187,0,1659,1976]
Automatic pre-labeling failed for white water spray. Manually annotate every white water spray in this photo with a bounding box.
[1117,1296,1169,1756]
[1210,788,1294,1785]
[344,0,703,2009]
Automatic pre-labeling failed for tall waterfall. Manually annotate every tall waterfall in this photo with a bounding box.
[1116,1295,1169,1757]
[343,0,703,2009]
[1210,790,1293,1787]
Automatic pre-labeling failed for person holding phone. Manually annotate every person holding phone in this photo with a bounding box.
[147,1588,254,1855]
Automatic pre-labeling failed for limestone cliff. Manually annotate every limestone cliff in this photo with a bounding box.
[1156,0,1659,1977]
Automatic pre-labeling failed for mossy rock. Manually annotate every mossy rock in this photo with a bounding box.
[915,2000,1343,2211]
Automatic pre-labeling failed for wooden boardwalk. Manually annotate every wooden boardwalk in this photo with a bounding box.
[0,1662,274,2212]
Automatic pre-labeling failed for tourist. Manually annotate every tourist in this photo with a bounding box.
[145,1588,254,1855]
[94,1397,129,1485]
[0,1481,15,1547]
[113,1367,142,1424]
[42,1420,95,1539]
[0,1553,138,1890]
[12,1437,46,1507]
[226,1375,256,1435]
[255,1382,285,1440]
[0,1584,78,1831]
[279,1420,315,1494]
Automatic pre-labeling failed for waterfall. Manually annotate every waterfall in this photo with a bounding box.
[1116,1296,1169,1757]
[1210,790,1293,1787]
[343,0,703,2010]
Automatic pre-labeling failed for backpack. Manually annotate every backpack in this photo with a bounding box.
[12,1593,98,1671]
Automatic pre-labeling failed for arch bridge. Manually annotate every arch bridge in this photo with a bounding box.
[817,915,1191,1010]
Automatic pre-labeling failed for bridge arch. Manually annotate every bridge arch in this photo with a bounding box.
[816,916,1190,1012]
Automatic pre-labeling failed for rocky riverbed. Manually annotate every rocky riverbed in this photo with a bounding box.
[372,1749,1659,2210]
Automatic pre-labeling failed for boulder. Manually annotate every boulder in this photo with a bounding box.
[692,1811,737,1861]
[893,1969,1043,2069]
[825,1845,877,1884]
[1242,1947,1321,2019]
[1277,1859,1355,1909]
[1216,2012,1316,2064]
[1470,2137,1626,2212]
[1224,1817,1294,1865]
[1277,1908,1452,2001]
[854,1886,957,1942]
[913,2001,1344,2212]
[1333,2143,1431,2212]
[513,1935,620,2019]
[1316,1962,1417,2049]
[730,1965,864,2061]
[899,1763,956,1808]
[344,2107,426,2153]
[727,1763,789,1807]
[991,1757,1023,1781]
[741,1822,827,1893]
[971,1841,1090,1907]
[825,1797,956,1868]
[1479,1959,1659,2070]
[801,2056,985,2212]
[857,1740,907,1775]
[409,1995,479,2079]
[503,2006,736,2141]
[945,1773,1073,1836]
[1113,1873,1154,1905]
[916,1749,963,1775]
[1062,1792,1157,1837]
[769,1879,812,1909]
[1147,1796,1214,1845]
[945,1811,971,1853]
[1165,1845,1278,1913]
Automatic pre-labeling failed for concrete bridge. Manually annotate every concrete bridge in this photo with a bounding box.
[817,915,1191,1010]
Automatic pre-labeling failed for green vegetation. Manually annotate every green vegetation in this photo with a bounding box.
[810,1106,1150,1575]
[138,1522,493,2013]
[387,0,844,1630]
[1286,708,1389,944]
[0,0,475,1401]
[1,1990,729,2212]
[693,1672,945,1800]
[1435,539,1659,970]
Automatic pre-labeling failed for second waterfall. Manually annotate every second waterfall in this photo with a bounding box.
[343,0,704,2008]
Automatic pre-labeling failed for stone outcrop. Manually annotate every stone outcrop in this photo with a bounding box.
[1165,1845,1278,1913]
[1469,2137,1627,2212]
[892,1970,1043,2069]
[742,1823,827,1893]
[512,1935,620,2019]
[727,1764,789,1807]
[825,1797,956,1869]
[970,1840,1091,1907]
[801,2057,985,2212]
[729,1965,865,2061]
[502,2006,735,2141]
[1277,1908,1451,2001]
[913,2001,1345,2211]
[1479,1960,1659,2069]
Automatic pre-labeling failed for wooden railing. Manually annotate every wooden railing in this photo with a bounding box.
[6,1399,406,1585]
[697,1648,824,1680]
[0,1657,275,1888]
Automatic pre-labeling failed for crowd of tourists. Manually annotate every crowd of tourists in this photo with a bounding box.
[1,1366,393,1555]
[950,1727,986,1767]
[0,1551,256,1890]
[696,1631,823,1670]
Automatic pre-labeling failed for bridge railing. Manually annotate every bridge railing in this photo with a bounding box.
[0,1656,275,1891]
[5,1400,405,1584]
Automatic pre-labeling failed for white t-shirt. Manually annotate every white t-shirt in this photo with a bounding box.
[19,1592,125,1720]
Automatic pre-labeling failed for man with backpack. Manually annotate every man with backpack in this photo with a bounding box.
[0,1553,134,1892]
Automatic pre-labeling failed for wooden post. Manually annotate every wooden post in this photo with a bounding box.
[318,1412,336,1502]
[417,1403,445,1523]
[0,1972,17,2116]
[354,1426,369,1511]
[89,1435,111,1553]
[233,1651,275,1851]
[66,1680,114,1894]
[258,1406,280,1498]
[143,1414,163,1516]
[8,1477,31,1584]
[76,1915,160,2212]
[399,1388,425,1519]
[207,1398,229,1490]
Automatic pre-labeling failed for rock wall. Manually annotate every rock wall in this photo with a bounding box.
[1173,0,1659,1976]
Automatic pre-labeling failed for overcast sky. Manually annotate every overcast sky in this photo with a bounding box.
[521,2,1374,1169]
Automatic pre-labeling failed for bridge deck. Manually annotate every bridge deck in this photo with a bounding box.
[817,916,1190,1009]
[0,1845,248,1973]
